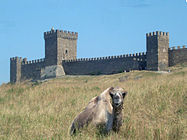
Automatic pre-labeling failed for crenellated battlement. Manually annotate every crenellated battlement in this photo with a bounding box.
[22,58,45,65]
[146,31,169,37]
[10,57,45,65]
[169,45,186,50]
[44,28,78,40]
[63,52,146,63]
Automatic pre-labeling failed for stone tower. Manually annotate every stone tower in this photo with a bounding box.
[10,57,22,83]
[44,28,78,66]
[146,31,169,71]
[41,28,78,79]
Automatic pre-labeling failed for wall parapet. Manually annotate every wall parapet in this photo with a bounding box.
[169,45,187,67]
[63,52,146,63]
[169,45,186,50]
[44,29,78,40]
[22,58,45,65]
[146,31,169,37]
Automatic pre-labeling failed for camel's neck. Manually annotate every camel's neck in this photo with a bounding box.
[113,103,123,115]
[112,103,123,132]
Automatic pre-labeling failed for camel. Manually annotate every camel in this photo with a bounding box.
[69,87,127,135]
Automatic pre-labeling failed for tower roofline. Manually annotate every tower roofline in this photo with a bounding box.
[146,31,169,37]
[44,29,78,40]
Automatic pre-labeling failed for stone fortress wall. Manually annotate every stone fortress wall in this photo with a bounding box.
[10,28,187,83]
[169,46,187,66]
[62,53,146,75]
[10,57,45,83]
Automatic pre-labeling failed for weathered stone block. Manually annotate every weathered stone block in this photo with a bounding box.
[41,65,65,79]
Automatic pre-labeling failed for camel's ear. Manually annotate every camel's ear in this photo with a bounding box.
[122,91,127,98]
[109,92,114,99]
[109,87,114,90]
[109,87,114,98]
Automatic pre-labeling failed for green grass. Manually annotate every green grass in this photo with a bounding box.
[0,67,187,139]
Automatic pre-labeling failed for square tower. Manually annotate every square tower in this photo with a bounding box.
[146,31,169,71]
[10,57,22,83]
[44,28,78,66]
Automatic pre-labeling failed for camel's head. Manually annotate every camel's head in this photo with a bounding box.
[109,87,127,107]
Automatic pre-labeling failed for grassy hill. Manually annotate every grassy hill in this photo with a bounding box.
[0,66,187,140]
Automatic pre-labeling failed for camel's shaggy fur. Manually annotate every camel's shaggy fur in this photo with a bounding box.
[69,87,127,135]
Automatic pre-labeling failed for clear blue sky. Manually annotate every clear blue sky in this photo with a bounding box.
[0,0,187,85]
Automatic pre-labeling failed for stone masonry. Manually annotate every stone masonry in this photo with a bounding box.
[10,28,187,83]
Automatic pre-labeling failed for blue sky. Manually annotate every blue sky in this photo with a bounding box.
[0,0,187,84]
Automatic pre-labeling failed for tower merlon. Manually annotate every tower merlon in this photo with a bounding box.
[22,58,27,64]
[10,56,22,62]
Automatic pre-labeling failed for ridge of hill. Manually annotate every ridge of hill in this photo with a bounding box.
[0,66,187,139]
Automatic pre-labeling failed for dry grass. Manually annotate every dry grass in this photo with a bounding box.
[0,67,187,140]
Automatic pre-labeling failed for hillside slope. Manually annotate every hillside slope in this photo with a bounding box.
[0,67,187,140]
